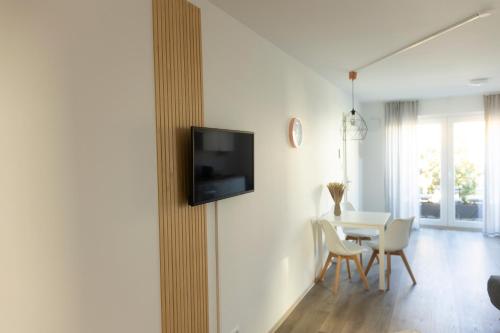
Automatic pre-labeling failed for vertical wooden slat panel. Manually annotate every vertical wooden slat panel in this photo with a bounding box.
[181,5,188,327]
[153,0,168,332]
[173,1,183,330]
[153,0,208,332]
[167,0,178,330]
[194,6,208,328]
[164,0,173,331]
[190,6,201,331]
[184,5,199,332]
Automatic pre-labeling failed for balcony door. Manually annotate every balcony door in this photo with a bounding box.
[417,115,485,229]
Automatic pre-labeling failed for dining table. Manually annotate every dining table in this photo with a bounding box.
[318,210,392,291]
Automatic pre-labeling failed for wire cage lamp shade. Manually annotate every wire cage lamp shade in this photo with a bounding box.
[345,109,368,140]
[344,71,368,140]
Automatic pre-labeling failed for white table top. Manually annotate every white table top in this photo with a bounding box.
[319,210,391,229]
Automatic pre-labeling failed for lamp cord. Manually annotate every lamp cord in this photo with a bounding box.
[351,79,354,111]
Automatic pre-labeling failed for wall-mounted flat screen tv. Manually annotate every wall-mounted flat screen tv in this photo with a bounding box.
[189,127,254,206]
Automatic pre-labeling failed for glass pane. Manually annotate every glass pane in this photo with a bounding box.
[418,123,441,219]
[453,121,485,222]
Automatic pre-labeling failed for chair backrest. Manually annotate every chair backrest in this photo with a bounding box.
[385,217,415,250]
[341,201,355,211]
[319,220,347,254]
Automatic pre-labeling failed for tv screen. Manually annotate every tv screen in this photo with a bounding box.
[189,127,254,206]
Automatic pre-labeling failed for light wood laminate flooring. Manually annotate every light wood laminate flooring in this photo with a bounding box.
[276,228,500,333]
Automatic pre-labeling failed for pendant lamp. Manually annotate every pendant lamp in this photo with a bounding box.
[345,71,368,140]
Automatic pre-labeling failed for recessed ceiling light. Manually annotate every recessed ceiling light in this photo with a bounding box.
[469,78,489,87]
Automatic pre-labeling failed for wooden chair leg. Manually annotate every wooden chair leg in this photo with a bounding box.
[376,255,380,264]
[345,257,351,280]
[400,250,417,284]
[316,252,333,282]
[333,256,342,294]
[357,238,363,265]
[364,250,377,276]
[353,255,369,290]
[386,253,391,290]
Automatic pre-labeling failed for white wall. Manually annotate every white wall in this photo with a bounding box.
[190,1,359,332]
[360,95,484,212]
[0,1,161,332]
[1,0,361,332]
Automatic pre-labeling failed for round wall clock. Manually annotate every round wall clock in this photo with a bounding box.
[289,117,303,148]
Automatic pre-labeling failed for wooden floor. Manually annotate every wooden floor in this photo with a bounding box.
[276,228,500,333]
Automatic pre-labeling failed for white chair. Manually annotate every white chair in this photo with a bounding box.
[317,220,369,293]
[364,217,416,290]
[341,201,379,264]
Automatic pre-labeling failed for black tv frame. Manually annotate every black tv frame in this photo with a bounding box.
[188,126,254,206]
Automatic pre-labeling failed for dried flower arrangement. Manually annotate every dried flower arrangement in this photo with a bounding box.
[327,182,345,216]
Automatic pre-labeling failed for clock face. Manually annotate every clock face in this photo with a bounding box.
[289,118,303,147]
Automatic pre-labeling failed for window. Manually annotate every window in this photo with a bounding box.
[417,116,485,228]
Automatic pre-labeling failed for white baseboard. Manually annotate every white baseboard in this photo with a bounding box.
[420,224,482,232]
[268,282,315,333]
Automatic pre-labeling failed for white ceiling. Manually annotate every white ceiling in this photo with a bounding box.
[208,0,500,101]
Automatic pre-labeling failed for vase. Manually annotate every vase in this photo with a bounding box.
[334,202,341,216]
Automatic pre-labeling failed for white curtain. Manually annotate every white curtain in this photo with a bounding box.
[385,101,420,228]
[484,94,500,236]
